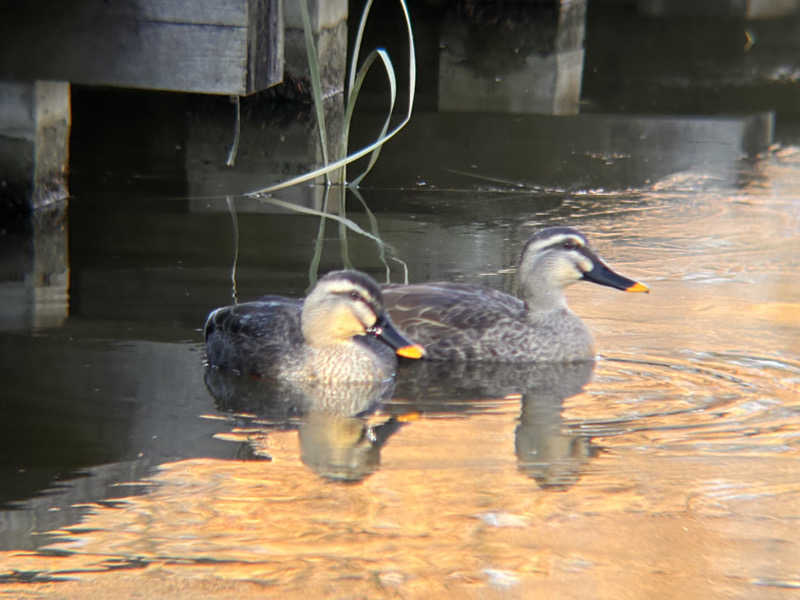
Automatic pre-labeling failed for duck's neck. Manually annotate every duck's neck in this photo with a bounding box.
[519,278,570,315]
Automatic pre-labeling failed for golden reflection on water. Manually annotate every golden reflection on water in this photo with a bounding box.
[3,355,799,598]
[3,155,800,598]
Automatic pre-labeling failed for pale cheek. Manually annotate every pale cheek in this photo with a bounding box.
[556,262,584,284]
[340,316,368,337]
[353,306,377,330]
[578,256,593,272]
[328,307,367,339]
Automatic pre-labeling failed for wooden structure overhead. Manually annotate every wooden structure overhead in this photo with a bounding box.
[0,0,283,95]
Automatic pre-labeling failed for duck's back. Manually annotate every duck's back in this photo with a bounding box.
[382,282,594,362]
[204,296,305,376]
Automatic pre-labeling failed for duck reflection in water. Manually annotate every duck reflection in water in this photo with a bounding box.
[204,369,407,483]
[391,359,598,490]
[202,269,426,481]
[513,361,599,489]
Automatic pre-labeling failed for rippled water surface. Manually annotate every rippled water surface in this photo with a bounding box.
[3,8,800,595]
[2,135,798,599]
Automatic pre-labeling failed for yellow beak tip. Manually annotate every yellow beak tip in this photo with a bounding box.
[397,411,422,423]
[626,282,650,293]
[396,344,425,359]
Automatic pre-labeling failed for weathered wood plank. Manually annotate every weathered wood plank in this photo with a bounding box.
[87,0,251,27]
[248,0,283,93]
[0,0,282,95]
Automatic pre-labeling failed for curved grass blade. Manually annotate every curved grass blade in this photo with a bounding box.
[254,194,388,248]
[244,0,416,196]
[345,0,415,188]
[344,48,396,188]
[299,0,329,177]
[308,186,331,288]
[348,0,374,96]
[226,96,241,167]
[225,195,240,303]
[337,186,354,269]
[349,188,409,283]
[254,193,404,281]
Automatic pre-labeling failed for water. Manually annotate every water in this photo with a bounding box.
[3,131,799,599]
[2,7,800,600]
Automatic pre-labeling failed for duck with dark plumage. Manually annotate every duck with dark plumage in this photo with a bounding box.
[205,270,425,383]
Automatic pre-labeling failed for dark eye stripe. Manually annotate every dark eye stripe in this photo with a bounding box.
[332,288,380,317]
[542,237,584,253]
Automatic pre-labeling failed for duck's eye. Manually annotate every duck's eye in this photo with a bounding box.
[349,290,361,302]
[562,240,579,250]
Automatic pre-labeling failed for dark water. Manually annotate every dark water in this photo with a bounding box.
[1,5,800,599]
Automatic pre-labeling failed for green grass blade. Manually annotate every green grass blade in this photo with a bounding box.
[225,195,240,303]
[348,188,409,283]
[348,0,374,97]
[225,96,241,167]
[308,186,331,288]
[300,0,329,175]
[254,194,386,247]
[337,186,354,269]
[244,0,416,196]
[345,48,396,187]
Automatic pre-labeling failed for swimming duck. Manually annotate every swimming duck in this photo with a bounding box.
[382,226,649,362]
[204,270,425,382]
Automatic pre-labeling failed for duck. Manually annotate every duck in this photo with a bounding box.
[382,226,649,362]
[204,270,425,383]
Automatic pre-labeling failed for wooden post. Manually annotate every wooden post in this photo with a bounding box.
[638,0,800,17]
[438,0,587,115]
[0,80,70,329]
[284,0,349,97]
[0,80,70,212]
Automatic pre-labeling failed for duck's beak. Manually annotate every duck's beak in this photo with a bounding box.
[582,258,650,293]
[368,315,426,359]
[624,281,650,293]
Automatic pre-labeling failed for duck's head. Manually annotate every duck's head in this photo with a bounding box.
[518,227,649,310]
[302,270,425,359]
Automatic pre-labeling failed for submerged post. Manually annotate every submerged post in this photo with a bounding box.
[438,0,587,115]
[0,80,70,329]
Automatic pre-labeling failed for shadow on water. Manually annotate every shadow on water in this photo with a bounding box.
[0,330,236,550]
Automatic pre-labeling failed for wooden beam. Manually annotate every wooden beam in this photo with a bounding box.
[0,0,282,95]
